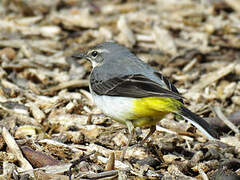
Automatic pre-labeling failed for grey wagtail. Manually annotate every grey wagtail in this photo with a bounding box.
[72,42,218,159]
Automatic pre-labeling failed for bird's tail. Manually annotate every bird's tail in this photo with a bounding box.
[176,106,218,140]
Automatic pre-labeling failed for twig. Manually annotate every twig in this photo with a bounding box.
[183,58,198,73]
[191,63,235,91]
[44,79,88,95]
[199,168,209,180]
[212,106,239,134]
[2,127,33,171]
[78,170,118,179]
[105,152,115,171]
[68,151,96,180]
[156,125,177,135]
[204,111,240,129]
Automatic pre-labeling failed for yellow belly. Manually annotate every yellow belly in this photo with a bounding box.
[131,97,182,127]
[93,93,182,128]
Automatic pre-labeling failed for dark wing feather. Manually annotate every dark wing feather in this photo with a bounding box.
[154,72,181,96]
[90,73,183,102]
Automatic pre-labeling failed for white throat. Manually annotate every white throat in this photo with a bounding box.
[91,60,99,68]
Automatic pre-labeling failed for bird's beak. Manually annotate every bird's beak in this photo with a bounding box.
[71,53,86,59]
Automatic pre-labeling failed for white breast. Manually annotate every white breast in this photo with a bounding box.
[92,93,135,124]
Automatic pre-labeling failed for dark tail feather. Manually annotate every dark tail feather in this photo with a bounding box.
[177,106,219,139]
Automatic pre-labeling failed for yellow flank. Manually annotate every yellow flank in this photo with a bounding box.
[132,97,183,127]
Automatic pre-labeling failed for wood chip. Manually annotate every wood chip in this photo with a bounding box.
[191,63,236,91]
[153,25,177,55]
[116,15,136,47]
[212,106,239,134]
[44,79,88,95]
[105,152,115,171]
[2,127,33,171]
[21,146,60,168]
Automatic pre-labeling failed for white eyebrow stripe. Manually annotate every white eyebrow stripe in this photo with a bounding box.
[94,48,110,53]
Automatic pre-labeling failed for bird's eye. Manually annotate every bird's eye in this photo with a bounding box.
[91,51,98,57]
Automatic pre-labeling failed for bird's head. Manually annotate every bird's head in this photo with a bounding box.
[72,42,131,68]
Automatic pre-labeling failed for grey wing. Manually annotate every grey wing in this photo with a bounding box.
[90,73,184,103]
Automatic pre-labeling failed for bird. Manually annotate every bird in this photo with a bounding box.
[72,42,218,159]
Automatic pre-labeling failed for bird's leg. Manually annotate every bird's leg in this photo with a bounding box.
[120,120,134,161]
[139,125,156,146]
